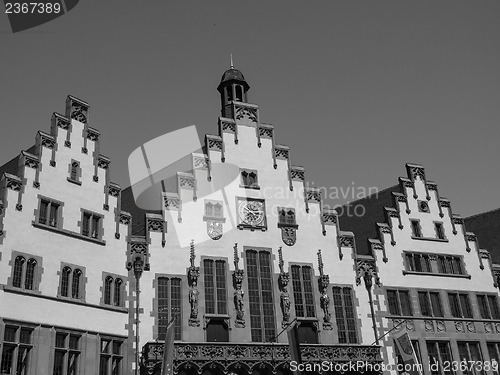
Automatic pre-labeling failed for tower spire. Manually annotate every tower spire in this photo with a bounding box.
[230,54,234,69]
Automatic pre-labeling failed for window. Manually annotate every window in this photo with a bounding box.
[0,324,33,375]
[53,332,80,375]
[278,208,296,226]
[82,211,102,239]
[99,339,122,375]
[11,255,39,291]
[157,277,182,340]
[418,291,443,317]
[411,220,422,237]
[240,169,258,188]
[458,342,484,375]
[102,275,124,308]
[235,85,243,101]
[448,293,473,318]
[60,266,83,299]
[203,260,227,315]
[477,294,500,320]
[386,289,413,316]
[205,202,223,219]
[405,253,431,273]
[437,255,464,275]
[246,250,276,342]
[38,198,60,227]
[332,286,358,344]
[486,343,500,375]
[290,265,315,318]
[426,341,453,375]
[68,161,81,184]
[435,222,446,240]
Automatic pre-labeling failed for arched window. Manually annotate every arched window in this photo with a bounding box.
[114,278,122,306]
[226,86,233,101]
[25,259,37,290]
[286,210,295,224]
[70,161,79,181]
[213,203,222,218]
[61,266,71,297]
[205,202,214,217]
[104,276,113,305]
[72,269,82,299]
[13,256,25,288]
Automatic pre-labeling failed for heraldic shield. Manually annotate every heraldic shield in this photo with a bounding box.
[281,227,296,246]
[397,333,414,356]
[207,221,223,240]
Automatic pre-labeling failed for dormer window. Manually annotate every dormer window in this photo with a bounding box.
[240,169,259,189]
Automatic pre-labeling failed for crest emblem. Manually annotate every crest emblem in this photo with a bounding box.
[207,221,223,240]
[397,334,413,356]
[281,227,296,246]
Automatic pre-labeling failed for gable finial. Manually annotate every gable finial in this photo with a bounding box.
[190,239,195,267]
[230,54,234,69]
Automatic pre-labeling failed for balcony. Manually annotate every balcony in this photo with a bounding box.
[141,341,382,375]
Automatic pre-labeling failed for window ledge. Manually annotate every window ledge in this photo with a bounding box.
[411,236,448,243]
[237,224,267,232]
[278,223,299,229]
[66,178,82,186]
[203,216,226,223]
[32,221,106,245]
[2,285,127,313]
[402,270,471,279]
[240,185,260,190]
[387,315,500,323]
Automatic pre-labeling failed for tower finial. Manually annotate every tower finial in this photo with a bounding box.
[230,54,234,69]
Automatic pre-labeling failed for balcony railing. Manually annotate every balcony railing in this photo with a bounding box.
[141,341,382,374]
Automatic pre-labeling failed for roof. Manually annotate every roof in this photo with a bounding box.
[465,208,500,263]
[217,68,250,92]
[337,185,398,256]
[0,145,36,179]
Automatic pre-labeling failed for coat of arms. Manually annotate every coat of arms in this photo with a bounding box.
[207,221,223,240]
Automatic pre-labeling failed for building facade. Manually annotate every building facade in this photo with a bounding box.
[340,164,500,375]
[1,66,499,375]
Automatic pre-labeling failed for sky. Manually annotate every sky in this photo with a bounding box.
[1,1,499,218]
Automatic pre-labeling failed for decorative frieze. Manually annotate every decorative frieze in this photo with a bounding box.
[53,113,70,130]
[38,131,55,149]
[305,188,321,204]
[119,212,131,225]
[234,104,258,122]
[406,164,426,181]
[259,124,274,139]
[66,95,89,124]
[206,135,223,151]
[86,127,100,142]
[274,145,289,160]
[3,173,22,191]
[193,154,209,169]
[97,155,110,169]
[355,255,380,287]
[108,183,121,198]
[22,151,39,169]
[178,174,195,190]
[290,166,305,182]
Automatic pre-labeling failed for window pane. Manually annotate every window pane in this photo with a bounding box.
[69,335,79,350]
[426,342,440,375]
[4,326,17,342]
[100,356,109,375]
[25,259,36,290]
[448,293,460,318]
[332,287,346,343]
[53,350,65,375]
[302,266,315,318]
[387,290,400,316]
[438,342,453,375]
[478,295,490,319]
[61,267,71,297]
[291,266,304,317]
[101,339,110,354]
[489,296,500,320]
[430,292,443,317]
[157,277,169,340]
[343,287,357,344]
[67,352,78,375]
[204,260,215,314]
[49,204,58,227]
[206,320,229,342]
[16,346,29,375]
[258,251,275,342]
[215,260,227,315]
[460,294,473,318]
[92,216,99,238]
[114,279,122,307]
[247,250,262,342]
[39,200,48,224]
[55,333,66,348]
[13,256,25,288]
[400,291,413,316]
[171,279,182,340]
[0,345,15,374]
[418,292,431,316]
[19,328,32,344]
[72,270,81,299]
[104,277,113,305]
[112,358,121,375]
[112,341,121,355]
[83,213,91,236]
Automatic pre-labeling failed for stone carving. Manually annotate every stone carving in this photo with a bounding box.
[305,189,321,203]
[233,244,245,328]
[275,147,289,159]
[24,156,39,169]
[6,178,22,191]
[408,166,425,180]
[235,105,257,122]
[15,204,22,211]
[455,321,464,333]
[64,140,71,148]
[290,167,305,181]
[436,320,446,332]
[108,185,120,197]
[164,195,181,210]
[97,156,109,169]
[355,256,380,287]
[277,247,290,328]
[466,322,475,333]
[87,128,99,142]
[70,102,88,124]
[56,116,70,130]
[188,241,200,327]
[259,127,273,138]
[424,320,434,332]
[339,235,354,248]
[281,227,296,246]
[207,221,223,240]
[317,250,332,330]
[120,213,131,225]
[207,136,223,151]
[193,156,209,169]
[147,219,163,232]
